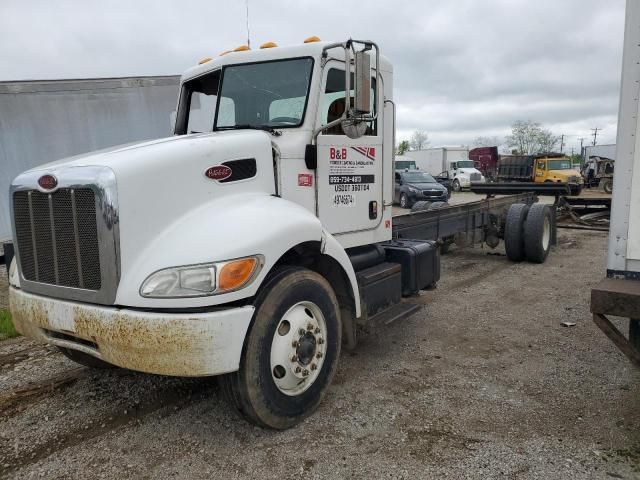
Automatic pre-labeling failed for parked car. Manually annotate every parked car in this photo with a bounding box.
[394,170,449,208]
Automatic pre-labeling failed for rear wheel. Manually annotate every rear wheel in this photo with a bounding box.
[410,200,431,212]
[58,347,116,369]
[504,203,529,262]
[602,179,613,194]
[219,267,341,429]
[524,204,553,263]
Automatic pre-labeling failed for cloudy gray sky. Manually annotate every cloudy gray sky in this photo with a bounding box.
[0,0,625,153]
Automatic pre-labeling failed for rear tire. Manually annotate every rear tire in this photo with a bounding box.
[410,201,431,212]
[219,267,341,429]
[428,201,447,210]
[504,203,529,262]
[602,179,613,194]
[524,204,553,263]
[58,347,116,369]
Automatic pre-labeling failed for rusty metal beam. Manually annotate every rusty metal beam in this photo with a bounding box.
[592,313,640,368]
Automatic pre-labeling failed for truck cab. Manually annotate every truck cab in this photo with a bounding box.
[448,160,485,192]
[533,155,583,194]
[7,39,440,429]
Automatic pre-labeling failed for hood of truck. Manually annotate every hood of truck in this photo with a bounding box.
[547,169,582,182]
[11,130,279,305]
[457,168,482,175]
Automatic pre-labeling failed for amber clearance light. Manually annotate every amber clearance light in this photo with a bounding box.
[218,257,259,292]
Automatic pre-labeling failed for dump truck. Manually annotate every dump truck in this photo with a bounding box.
[497,154,583,195]
[591,0,640,365]
[7,38,555,429]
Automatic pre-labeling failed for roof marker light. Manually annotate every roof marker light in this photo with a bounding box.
[260,41,278,49]
[233,45,250,52]
[304,36,321,43]
[219,50,232,56]
[198,57,212,65]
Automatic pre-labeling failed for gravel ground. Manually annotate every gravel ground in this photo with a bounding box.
[1,228,638,479]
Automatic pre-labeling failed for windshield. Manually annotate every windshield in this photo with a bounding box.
[396,161,416,170]
[176,57,314,134]
[547,159,572,170]
[402,172,436,183]
[456,160,475,168]
[217,58,313,129]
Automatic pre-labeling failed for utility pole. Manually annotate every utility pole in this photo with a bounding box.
[579,137,585,159]
[591,128,600,146]
[560,134,565,153]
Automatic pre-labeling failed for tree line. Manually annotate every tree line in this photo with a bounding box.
[397,120,564,156]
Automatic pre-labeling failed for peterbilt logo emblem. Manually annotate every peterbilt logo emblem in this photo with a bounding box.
[204,165,232,181]
[38,174,58,190]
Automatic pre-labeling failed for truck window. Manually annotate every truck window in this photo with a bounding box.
[547,159,572,170]
[177,69,221,134]
[321,68,377,135]
[216,57,314,129]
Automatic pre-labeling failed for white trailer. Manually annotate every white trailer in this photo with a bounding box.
[591,0,640,365]
[6,38,554,429]
[408,147,484,191]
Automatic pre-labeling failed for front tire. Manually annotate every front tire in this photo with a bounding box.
[219,267,341,429]
[400,193,410,208]
[452,179,461,192]
[602,179,613,194]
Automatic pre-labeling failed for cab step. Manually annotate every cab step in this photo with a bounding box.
[369,302,422,326]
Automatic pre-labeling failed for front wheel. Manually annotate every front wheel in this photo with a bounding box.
[602,179,613,194]
[452,179,461,192]
[400,193,410,208]
[58,347,116,369]
[219,267,341,429]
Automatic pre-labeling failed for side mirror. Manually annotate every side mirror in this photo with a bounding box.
[353,51,371,115]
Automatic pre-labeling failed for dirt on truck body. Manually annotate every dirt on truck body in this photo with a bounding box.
[1,228,639,479]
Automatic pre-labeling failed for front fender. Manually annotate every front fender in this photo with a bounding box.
[115,193,323,308]
[321,230,362,318]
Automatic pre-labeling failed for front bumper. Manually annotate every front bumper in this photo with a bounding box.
[9,287,254,377]
[408,192,448,203]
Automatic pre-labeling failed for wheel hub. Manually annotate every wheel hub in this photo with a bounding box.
[270,301,327,396]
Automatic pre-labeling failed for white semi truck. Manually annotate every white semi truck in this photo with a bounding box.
[401,147,485,191]
[7,38,554,429]
[591,0,640,364]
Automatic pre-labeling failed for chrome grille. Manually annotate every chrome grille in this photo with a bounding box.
[13,188,101,290]
[470,173,481,181]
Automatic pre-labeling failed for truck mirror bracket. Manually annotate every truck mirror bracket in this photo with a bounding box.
[305,144,317,170]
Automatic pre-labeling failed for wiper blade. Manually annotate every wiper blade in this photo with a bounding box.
[216,124,281,136]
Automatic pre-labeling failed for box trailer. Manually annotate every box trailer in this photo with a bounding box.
[591,0,640,365]
[408,147,484,191]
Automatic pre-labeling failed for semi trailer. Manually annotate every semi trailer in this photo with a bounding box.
[591,0,640,365]
[7,38,555,429]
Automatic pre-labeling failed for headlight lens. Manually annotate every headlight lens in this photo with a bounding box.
[408,186,419,193]
[140,256,261,298]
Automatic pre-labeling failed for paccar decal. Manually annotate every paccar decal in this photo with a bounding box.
[298,173,313,187]
[204,165,233,181]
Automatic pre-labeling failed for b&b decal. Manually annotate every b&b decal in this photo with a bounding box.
[329,147,348,160]
[351,146,376,161]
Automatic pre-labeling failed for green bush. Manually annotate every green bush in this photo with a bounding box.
[0,309,18,339]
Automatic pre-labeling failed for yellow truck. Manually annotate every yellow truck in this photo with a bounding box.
[497,154,584,195]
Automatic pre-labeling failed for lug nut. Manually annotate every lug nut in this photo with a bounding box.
[295,366,302,373]
[302,369,309,376]
[316,352,323,359]
[291,355,298,362]
[317,337,325,345]
[298,328,306,336]
[310,363,317,371]
[307,323,314,331]
[291,340,299,348]
[314,327,321,334]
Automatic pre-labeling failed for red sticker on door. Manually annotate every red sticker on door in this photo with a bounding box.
[298,174,313,187]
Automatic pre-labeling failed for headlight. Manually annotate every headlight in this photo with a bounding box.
[140,255,262,298]
[408,186,419,193]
